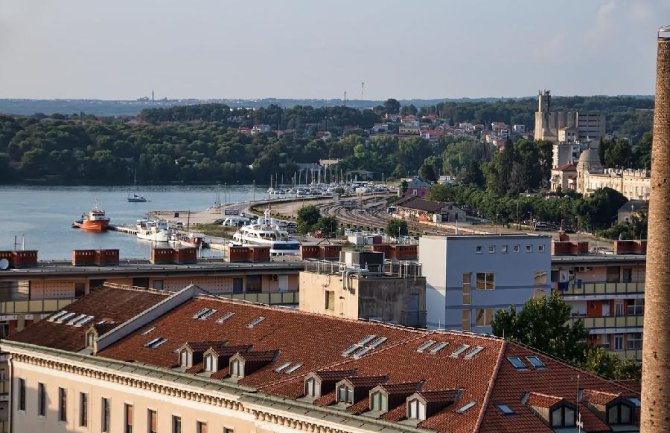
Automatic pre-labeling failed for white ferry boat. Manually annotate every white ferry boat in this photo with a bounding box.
[232,209,301,255]
[136,219,171,243]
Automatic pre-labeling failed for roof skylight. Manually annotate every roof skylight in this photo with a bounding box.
[507,356,527,370]
[417,340,436,353]
[193,308,217,320]
[216,312,235,324]
[463,346,484,359]
[456,401,476,414]
[450,344,471,358]
[525,356,545,369]
[496,403,515,415]
[429,341,449,354]
[144,337,167,349]
[246,316,265,328]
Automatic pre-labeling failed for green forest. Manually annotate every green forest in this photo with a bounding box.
[0,96,653,186]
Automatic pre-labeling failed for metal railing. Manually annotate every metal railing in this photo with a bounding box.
[571,315,644,329]
[0,298,76,315]
[557,281,644,296]
[216,291,299,305]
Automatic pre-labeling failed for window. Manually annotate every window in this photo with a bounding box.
[196,421,208,433]
[230,359,242,378]
[337,385,353,404]
[305,378,318,397]
[172,415,182,433]
[614,335,624,351]
[513,244,520,252]
[101,398,110,433]
[58,387,67,422]
[627,299,644,316]
[408,398,426,420]
[38,383,46,416]
[125,403,134,433]
[475,272,495,290]
[246,275,262,293]
[525,356,546,369]
[606,266,621,283]
[18,378,25,411]
[496,403,515,415]
[608,403,633,424]
[488,245,495,253]
[204,354,215,372]
[462,273,471,305]
[79,393,88,427]
[457,401,476,414]
[223,428,234,433]
[475,245,483,254]
[627,333,643,350]
[475,308,494,327]
[622,268,632,283]
[525,244,533,252]
[148,409,157,433]
[551,406,576,427]
[538,244,545,252]
[506,356,527,370]
[86,331,95,348]
[602,302,611,317]
[370,392,387,412]
[153,279,164,290]
[461,310,471,330]
[615,301,625,317]
[325,290,335,311]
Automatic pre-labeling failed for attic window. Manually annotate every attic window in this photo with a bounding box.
[193,308,217,320]
[525,356,545,369]
[408,398,426,420]
[230,358,242,378]
[507,356,528,370]
[144,337,167,349]
[417,340,436,353]
[450,344,471,358]
[428,341,449,354]
[496,403,515,415]
[463,346,484,359]
[141,327,155,336]
[337,384,354,405]
[370,391,388,412]
[608,403,633,425]
[456,401,476,414]
[551,406,576,428]
[48,311,69,322]
[628,397,641,407]
[204,354,216,372]
[305,377,320,398]
[216,312,235,324]
[246,316,265,328]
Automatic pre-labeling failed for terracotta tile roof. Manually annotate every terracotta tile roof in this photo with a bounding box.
[8,287,168,352]
[10,287,641,433]
[380,381,424,395]
[526,392,565,408]
[185,341,228,352]
[396,196,451,213]
[582,389,621,405]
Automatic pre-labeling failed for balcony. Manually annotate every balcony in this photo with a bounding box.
[557,281,644,298]
[0,298,76,315]
[217,291,299,306]
[571,315,644,331]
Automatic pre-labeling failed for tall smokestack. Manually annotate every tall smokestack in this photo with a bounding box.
[642,25,670,433]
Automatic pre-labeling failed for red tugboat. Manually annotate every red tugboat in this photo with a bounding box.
[72,206,110,232]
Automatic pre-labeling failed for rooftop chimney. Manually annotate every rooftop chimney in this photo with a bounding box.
[641,25,670,433]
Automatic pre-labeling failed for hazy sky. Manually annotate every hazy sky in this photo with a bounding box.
[1,0,668,100]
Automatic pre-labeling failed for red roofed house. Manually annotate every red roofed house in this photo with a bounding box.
[1,284,641,433]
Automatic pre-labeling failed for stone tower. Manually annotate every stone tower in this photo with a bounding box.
[641,25,670,433]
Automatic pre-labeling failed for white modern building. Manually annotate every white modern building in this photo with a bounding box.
[419,235,552,332]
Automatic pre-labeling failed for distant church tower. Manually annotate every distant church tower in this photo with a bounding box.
[641,25,670,433]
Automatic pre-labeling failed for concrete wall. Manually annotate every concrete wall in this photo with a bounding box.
[358,277,426,327]
[421,235,551,332]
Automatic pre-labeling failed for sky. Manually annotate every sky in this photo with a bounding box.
[0,0,668,100]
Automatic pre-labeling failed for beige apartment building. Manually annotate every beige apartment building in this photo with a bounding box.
[1,284,642,433]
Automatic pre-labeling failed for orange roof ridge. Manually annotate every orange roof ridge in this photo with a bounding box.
[473,339,507,433]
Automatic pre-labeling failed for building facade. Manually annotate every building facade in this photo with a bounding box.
[534,90,605,143]
[575,147,651,200]
[419,235,552,332]
[1,284,642,433]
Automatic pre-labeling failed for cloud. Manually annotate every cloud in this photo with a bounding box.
[585,1,617,44]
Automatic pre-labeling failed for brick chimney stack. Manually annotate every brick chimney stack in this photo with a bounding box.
[641,25,670,433]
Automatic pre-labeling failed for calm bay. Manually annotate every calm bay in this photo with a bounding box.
[0,185,260,260]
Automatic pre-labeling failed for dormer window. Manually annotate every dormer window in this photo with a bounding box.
[551,406,576,428]
[180,349,190,368]
[204,353,216,372]
[370,391,388,412]
[608,402,633,425]
[230,358,242,378]
[86,330,96,348]
[408,398,426,420]
[337,384,353,405]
